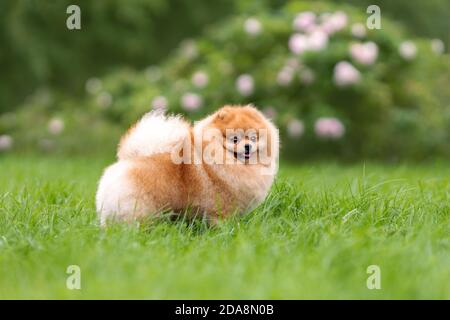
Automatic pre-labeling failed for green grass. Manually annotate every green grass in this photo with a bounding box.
[0,155,449,299]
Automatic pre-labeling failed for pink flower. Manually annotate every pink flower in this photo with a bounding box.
[287,119,305,138]
[307,30,329,51]
[399,41,417,60]
[48,118,65,135]
[236,74,254,96]
[244,18,262,36]
[333,61,361,87]
[192,71,209,88]
[350,42,378,65]
[315,117,345,139]
[0,135,13,151]
[292,12,316,32]
[431,39,445,54]
[181,93,203,111]
[289,33,309,55]
[321,11,348,35]
[351,23,366,38]
[332,11,348,29]
[288,31,328,54]
[151,96,168,110]
[277,67,295,86]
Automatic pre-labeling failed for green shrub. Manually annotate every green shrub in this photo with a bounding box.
[0,88,122,155]
[81,1,449,159]
[2,1,449,160]
[0,0,234,113]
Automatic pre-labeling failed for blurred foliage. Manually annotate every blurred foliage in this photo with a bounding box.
[0,0,234,113]
[3,1,448,160]
[89,2,450,159]
[0,0,449,160]
[334,0,449,43]
[236,0,450,44]
[0,0,448,114]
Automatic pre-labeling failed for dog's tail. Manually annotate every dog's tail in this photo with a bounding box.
[117,110,191,160]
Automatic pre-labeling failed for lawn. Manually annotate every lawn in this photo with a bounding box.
[0,155,448,299]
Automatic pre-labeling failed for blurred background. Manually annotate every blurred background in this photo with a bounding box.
[0,0,449,160]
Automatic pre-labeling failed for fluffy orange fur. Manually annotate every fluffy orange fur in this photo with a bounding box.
[96,105,279,224]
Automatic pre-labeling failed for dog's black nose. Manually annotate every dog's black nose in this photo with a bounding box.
[245,144,252,152]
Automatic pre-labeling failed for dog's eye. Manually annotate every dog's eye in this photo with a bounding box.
[249,136,257,142]
[230,136,239,144]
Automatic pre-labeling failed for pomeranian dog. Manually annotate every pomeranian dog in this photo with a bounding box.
[96,105,279,225]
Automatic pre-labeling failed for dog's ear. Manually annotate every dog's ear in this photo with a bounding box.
[216,109,228,120]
